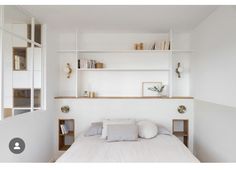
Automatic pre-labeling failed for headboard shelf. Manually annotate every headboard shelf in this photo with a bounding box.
[54,96,193,99]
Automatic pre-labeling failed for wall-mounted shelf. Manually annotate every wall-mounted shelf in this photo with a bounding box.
[77,68,170,71]
[54,96,194,99]
[57,49,192,54]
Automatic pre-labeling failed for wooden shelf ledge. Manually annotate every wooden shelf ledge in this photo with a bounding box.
[59,145,71,151]
[173,132,188,137]
[54,96,194,99]
[59,131,74,136]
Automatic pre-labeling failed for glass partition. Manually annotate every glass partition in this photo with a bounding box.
[0,6,44,120]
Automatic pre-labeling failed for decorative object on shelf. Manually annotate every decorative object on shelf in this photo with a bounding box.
[142,82,165,97]
[89,91,96,98]
[176,62,183,78]
[134,43,144,50]
[177,105,187,114]
[151,43,156,50]
[64,63,72,78]
[95,62,104,69]
[139,43,144,50]
[83,91,89,97]
[61,105,70,113]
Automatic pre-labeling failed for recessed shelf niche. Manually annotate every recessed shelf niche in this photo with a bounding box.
[13,47,27,71]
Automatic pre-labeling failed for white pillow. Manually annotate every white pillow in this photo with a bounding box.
[137,120,158,139]
[101,119,136,139]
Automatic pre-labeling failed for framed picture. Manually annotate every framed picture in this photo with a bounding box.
[142,82,163,97]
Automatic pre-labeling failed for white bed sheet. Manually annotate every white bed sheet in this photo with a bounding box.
[57,134,199,162]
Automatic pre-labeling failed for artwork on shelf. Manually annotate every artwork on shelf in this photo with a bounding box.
[142,82,166,97]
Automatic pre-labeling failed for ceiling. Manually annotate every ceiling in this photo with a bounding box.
[20,5,217,33]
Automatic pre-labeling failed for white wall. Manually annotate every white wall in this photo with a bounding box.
[0,25,59,162]
[191,6,236,108]
[172,32,191,96]
[0,110,53,162]
[194,100,236,162]
[191,6,236,162]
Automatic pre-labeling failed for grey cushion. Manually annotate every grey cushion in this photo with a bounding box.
[84,122,103,136]
[107,124,138,142]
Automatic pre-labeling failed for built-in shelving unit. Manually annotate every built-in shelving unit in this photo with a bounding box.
[56,30,192,99]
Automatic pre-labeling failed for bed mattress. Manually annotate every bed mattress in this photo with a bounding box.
[57,134,199,162]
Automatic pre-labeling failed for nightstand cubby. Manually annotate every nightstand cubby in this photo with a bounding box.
[58,119,75,151]
[172,119,189,147]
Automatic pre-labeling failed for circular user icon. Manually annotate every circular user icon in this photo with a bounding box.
[9,138,25,154]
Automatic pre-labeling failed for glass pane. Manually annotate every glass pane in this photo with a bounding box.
[28,20,42,45]
[4,6,32,42]
[13,89,31,107]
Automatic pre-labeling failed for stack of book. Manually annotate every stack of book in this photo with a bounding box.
[160,40,170,50]
[78,59,97,69]
[14,55,25,70]
[60,124,69,135]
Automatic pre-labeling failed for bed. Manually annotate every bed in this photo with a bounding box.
[56,133,199,162]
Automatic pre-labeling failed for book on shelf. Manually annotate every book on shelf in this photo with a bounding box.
[14,55,26,70]
[78,59,97,69]
[64,124,69,134]
[164,41,170,50]
[160,40,170,50]
[14,55,20,70]
[60,124,69,135]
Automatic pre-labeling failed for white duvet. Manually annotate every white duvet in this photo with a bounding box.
[57,134,199,162]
